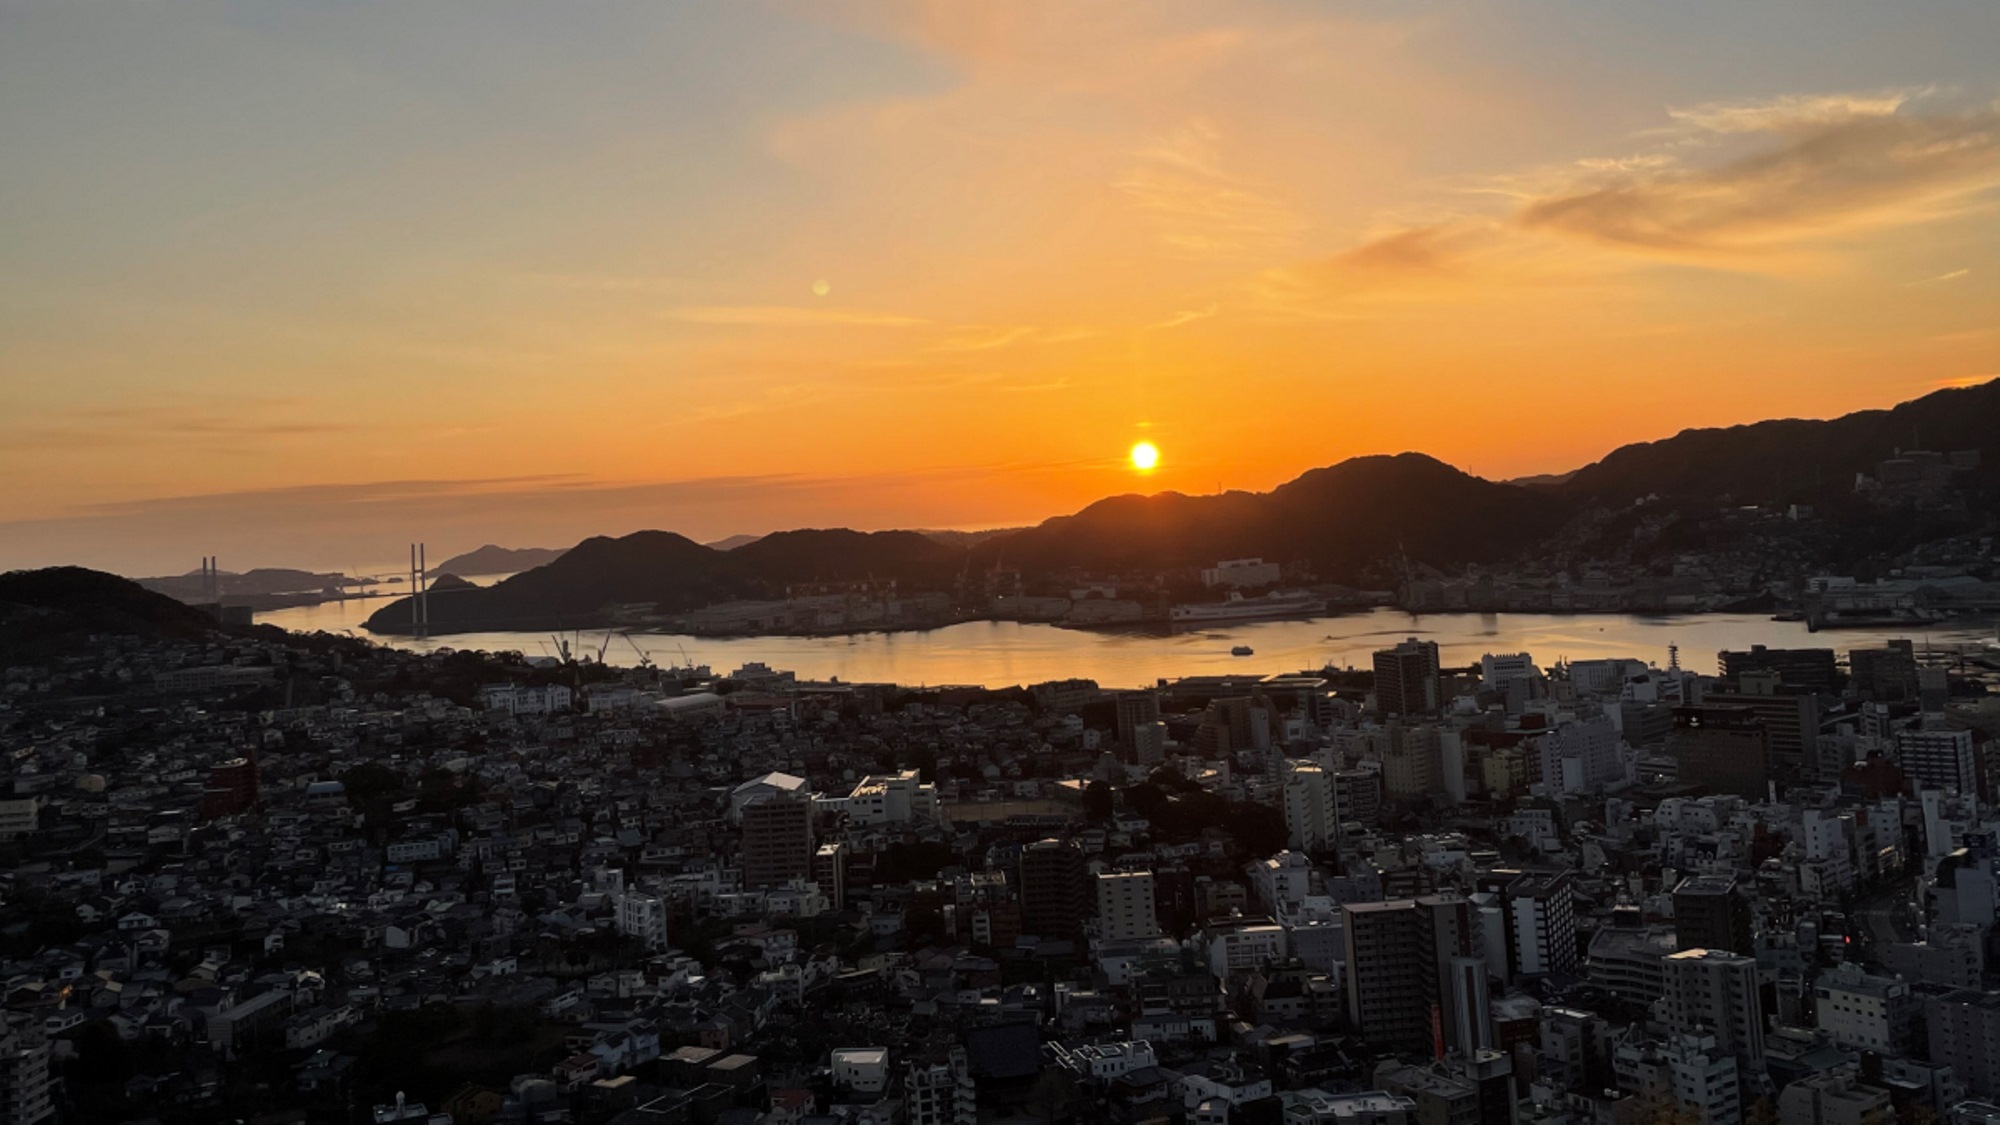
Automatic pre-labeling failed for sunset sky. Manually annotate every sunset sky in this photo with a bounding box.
[5,1,1999,574]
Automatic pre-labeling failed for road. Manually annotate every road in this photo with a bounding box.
[1853,881,1917,956]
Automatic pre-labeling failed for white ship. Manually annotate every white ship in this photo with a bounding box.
[1170,590,1327,624]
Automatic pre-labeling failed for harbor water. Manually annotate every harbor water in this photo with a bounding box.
[256,595,1997,690]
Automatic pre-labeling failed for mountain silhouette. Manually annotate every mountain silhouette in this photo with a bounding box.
[358,378,2000,635]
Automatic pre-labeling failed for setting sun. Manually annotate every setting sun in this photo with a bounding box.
[1130,441,1160,472]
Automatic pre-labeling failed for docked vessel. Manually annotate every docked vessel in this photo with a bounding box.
[1170,590,1327,624]
[1811,607,1946,629]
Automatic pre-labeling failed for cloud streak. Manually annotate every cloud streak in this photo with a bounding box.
[1660,88,1928,135]
[1907,267,1971,286]
[666,305,929,328]
[1115,120,1303,260]
[1519,100,2000,256]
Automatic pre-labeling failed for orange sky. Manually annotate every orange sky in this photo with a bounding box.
[3,1,1998,572]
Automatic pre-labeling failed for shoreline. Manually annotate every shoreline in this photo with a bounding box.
[348,603,1947,644]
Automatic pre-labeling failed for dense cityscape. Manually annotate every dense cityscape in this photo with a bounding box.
[4,570,2000,1125]
[7,4,2000,1125]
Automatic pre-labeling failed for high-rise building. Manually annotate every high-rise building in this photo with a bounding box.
[1664,1033,1743,1125]
[1283,763,1339,852]
[1926,989,2000,1099]
[1461,1049,1515,1125]
[1849,641,1919,702]
[0,1013,53,1125]
[1480,653,1538,694]
[1115,690,1162,745]
[201,755,260,819]
[1096,871,1160,942]
[1536,716,1625,796]
[1343,896,1490,1058]
[814,842,848,910]
[1133,720,1168,767]
[1500,870,1577,977]
[1540,1008,1612,1095]
[1702,672,1820,783]
[1381,722,1441,800]
[1375,638,1442,718]
[1812,962,1918,1054]
[1918,666,1951,714]
[1447,956,1493,1056]
[1673,874,1754,955]
[1334,768,1383,827]
[1670,706,1770,799]
[1717,646,1837,692]
[1019,838,1088,942]
[1658,949,1765,1064]
[740,792,814,889]
[1898,726,1977,795]
[1343,900,1433,1056]
[1206,696,1274,753]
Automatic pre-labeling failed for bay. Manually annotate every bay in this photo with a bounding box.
[255,595,1997,690]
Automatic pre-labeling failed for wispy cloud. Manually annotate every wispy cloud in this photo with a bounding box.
[929,325,1039,352]
[1660,88,1928,135]
[1115,120,1302,260]
[1149,305,1219,330]
[1260,218,1596,307]
[666,305,929,328]
[1907,267,1971,286]
[0,458,1123,574]
[1,403,359,452]
[74,475,596,517]
[1325,226,1473,276]
[1518,99,2000,257]
[513,271,705,294]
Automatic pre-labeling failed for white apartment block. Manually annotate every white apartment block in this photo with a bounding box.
[1208,924,1288,978]
[1814,963,1917,1054]
[1898,727,1976,794]
[839,770,939,825]
[616,892,670,951]
[1098,871,1161,942]
[1252,851,1315,914]
[1283,764,1338,852]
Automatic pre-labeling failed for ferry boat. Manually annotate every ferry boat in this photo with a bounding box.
[1170,589,1327,624]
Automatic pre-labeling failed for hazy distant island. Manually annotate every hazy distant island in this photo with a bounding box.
[359,379,2000,639]
[135,566,373,612]
[702,533,763,551]
[435,544,569,575]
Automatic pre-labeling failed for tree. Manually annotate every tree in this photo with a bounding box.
[1027,1066,1080,1125]
[340,762,403,805]
[905,907,949,947]
[1634,1093,1703,1125]
[1081,781,1114,823]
